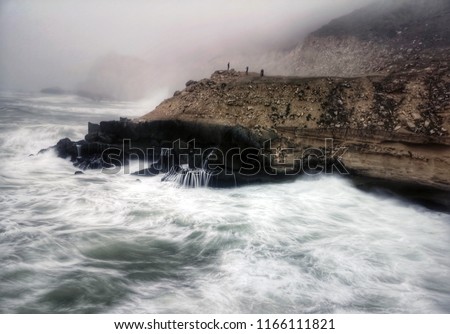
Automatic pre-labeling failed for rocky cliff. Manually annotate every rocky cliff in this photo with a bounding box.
[138,62,449,190]
[55,0,450,202]
[132,0,450,191]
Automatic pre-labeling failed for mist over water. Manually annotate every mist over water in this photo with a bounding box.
[0,0,375,99]
[1,92,449,313]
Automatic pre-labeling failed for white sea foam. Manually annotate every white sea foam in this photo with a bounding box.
[0,91,449,313]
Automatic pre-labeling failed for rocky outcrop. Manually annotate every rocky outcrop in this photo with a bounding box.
[136,66,449,190]
[56,68,449,191]
[53,0,450,199]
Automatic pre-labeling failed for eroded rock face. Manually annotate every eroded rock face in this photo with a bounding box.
[138,66,450,190]
[142,69,449,135]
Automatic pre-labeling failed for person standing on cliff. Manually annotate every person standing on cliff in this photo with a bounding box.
[260,69,264,77]
[227,62,230,71]
[246,66,249,75]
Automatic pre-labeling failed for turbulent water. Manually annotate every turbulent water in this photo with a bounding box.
[0,91,449,314]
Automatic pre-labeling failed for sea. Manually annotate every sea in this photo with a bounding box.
[0,91,449,313]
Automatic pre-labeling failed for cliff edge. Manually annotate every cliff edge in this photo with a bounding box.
[139,62,449,190]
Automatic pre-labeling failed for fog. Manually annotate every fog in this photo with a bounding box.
[0,0,376,100]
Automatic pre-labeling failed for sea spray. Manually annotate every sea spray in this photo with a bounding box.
[0,91,449,314]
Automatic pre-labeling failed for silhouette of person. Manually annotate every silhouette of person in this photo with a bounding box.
[246,66,249,75]
[227,62,230,71]
[260,69,264,77]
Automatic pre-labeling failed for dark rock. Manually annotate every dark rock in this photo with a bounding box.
[132,165,160,177]
[74,155,109,170]
[55,138,77,159]
[37,147,50,155]
[185,80,197,87]
[97,134,113,144]
[88,122,100,134]
[74,171,84,175]
[85,132,99,142]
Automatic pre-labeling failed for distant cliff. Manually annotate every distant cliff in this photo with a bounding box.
[76,53,154,101]
[287,0,450,76]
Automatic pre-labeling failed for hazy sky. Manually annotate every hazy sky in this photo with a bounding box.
[0,0,375,94]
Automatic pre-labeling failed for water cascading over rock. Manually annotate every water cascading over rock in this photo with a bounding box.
[162,166,212,188]
[161,149,217,188]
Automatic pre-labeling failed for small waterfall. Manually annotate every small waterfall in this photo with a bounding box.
[76,144,82,159]
[162,166,212,188]
[161,149,217,188]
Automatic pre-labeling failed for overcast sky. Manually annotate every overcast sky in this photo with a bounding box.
[0,0,375,95]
